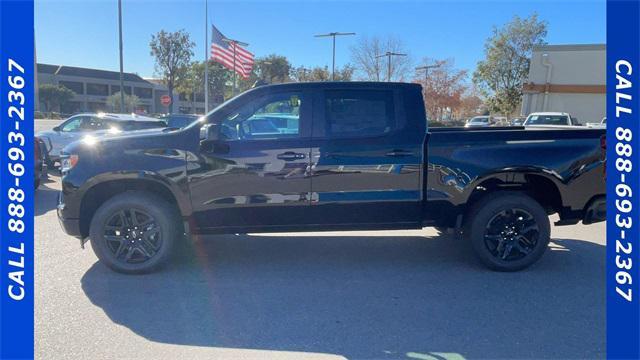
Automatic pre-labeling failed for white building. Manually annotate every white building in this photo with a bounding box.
[521,44,605,124]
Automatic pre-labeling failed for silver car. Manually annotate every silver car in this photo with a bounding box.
[465,116,493,127]
[37,113,166,164]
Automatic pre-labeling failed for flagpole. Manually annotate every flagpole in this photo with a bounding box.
[232,42,237,96]
[118,0,125,113]
[204,0,209,113]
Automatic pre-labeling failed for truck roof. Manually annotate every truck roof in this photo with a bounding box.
[251,81,422,91]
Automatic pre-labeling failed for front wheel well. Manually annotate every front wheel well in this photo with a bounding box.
[79,179,181,238]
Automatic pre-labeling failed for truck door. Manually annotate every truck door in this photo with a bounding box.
[189,89,313,231]
[309,87,424,227]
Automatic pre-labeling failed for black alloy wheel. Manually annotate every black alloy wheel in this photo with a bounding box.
[483,208,539,261]
[103,208,163,264]
[464,192,550,271]
[89,192,181,274]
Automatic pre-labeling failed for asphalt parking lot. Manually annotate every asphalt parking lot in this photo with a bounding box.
[35,169,606,360]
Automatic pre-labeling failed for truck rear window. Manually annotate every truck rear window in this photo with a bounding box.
[325,90,395,138]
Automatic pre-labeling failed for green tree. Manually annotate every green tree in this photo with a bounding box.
[107,92,140,113]
[38,84,74,113]
[291,64,355,82]
[255,55,291,83]
[150,29,195,113]
[208,61,233,103]
[473,14,547,116]
[177,61,206,113]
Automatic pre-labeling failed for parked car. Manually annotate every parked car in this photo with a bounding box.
[586,117,607,129]
[57,82,606,274]
[160,114,200,129]
[34,137,48,189]
[510,117,526,126]
[37,113,167,165]
[523,112,581,127]
[465,116,493,127]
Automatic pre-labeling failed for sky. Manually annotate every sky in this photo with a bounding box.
[35,0,605,79]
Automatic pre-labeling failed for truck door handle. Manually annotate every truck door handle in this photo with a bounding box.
[277,152,306,161]
[385,150,413,157]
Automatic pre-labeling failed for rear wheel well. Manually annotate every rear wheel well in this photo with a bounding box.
[79,179,181,238]
[467,174,563,218]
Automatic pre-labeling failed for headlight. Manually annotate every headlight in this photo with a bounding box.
[60,154,79,173]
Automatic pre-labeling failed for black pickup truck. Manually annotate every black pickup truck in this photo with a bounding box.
[57,82,606,273]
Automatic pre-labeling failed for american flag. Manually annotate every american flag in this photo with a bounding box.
[210,25,254,79]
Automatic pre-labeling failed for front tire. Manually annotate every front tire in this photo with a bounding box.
[89,192,181,274]
[464,192,550,271]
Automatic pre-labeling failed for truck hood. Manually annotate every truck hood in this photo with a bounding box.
[62,126,193,156]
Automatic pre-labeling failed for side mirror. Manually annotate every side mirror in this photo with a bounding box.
[200,124,229,153]
[53,126,61,132]
[200,123,220,142]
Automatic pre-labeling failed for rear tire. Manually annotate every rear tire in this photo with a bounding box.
[89,191,181,274]
[464,192,550,271]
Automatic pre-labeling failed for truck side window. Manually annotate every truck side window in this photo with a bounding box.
[220,92,302,140]
[325,90,395,138]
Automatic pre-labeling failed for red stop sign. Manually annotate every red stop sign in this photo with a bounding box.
[160,95,171,106]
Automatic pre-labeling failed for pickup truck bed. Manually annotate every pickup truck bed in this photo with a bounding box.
[57,82,606,273]
[426,126,605,228]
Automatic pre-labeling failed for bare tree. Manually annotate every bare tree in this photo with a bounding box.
[350,35,412,81]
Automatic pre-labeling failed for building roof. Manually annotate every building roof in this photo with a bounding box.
[37,63,151,84]
[533,44,606,52]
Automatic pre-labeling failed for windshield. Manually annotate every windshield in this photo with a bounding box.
[470,117,488,123]
[525,115,570,126]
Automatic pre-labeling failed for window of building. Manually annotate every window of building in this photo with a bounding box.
[110,85,132,95]
[88,102,107,112]
[86,83,109,96]
[134,87,152,99]
[59,81,84,95]
[324,90,395,138]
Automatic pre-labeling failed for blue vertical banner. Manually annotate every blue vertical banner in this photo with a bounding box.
[607,0,640,359]
[0,0,35,359]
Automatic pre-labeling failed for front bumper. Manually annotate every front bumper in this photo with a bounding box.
[57,192,82,239]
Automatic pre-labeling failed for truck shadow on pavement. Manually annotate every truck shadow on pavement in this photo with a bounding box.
[81,233,604,359]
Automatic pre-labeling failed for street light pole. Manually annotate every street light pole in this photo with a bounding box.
[416,64,440,82]
[117,0,125,113]
[376,52,407,82]
[314,32,355,81]
[416,63,440,121]
[204,0,209,113]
